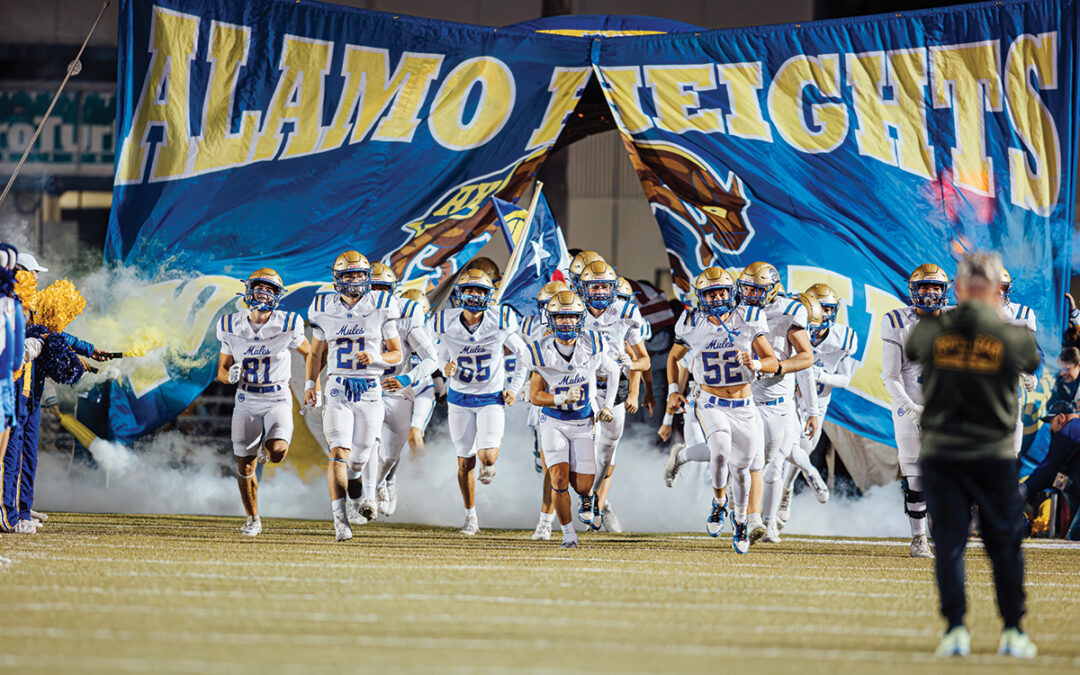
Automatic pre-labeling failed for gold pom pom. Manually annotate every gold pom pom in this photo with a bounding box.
[33,279,86,333]
[14,270,39,317]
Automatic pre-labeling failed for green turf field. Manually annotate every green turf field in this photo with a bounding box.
[1,513,1078,673]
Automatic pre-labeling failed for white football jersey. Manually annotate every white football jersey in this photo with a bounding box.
[382,296,435,380]
[217,310,305,387]
[585,299,644,390]
[519,314,548,343]
[811,323,858,401]
[308,290,401,379]
[527,331,611,419]
[751,297,809,401]
[432,305,522,396]
[880,306,923,403]
[1005,302,1037,333]
[675,305,767,389]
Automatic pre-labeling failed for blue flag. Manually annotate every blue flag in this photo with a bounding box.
[491,193,570,317]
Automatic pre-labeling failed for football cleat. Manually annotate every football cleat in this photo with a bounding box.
[376,485,391,516]
[577,494,595,526]
[732,519,750,554]
[359,497,378,522]
[256,445,269,465]
[997,628,1037,658]
[777,485,793,522]
[531,519,553,540]
[240,517,262,537]
[808,468,830,503]
[334,519,353,542]
[346,499,367,526]
[706,499,727,537]
[589,494,603,531]
[935,626,971,658]
[761,522,781,543]
[478,464,496,485]
[664,443,686,488]
[386,478,398,515]
[460,514,480,536]
[601,502,623,533]
[747,513,767,544]
[910,534,934,558]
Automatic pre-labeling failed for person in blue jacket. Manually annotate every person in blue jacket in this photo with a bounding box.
[2,252,108,534]
[1023,400,1080,541]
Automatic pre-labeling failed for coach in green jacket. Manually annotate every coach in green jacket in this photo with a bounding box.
[906,251,1039,660]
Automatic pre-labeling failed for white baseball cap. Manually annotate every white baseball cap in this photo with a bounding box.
[16,252,47,273]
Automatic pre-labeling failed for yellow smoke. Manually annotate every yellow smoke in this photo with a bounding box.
[122,326,167,357]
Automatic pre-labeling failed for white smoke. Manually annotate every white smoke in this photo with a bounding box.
[35,403,910,537]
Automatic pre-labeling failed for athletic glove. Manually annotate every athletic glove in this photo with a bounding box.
[553,387,582,406]
[598,407,615,423]
[24,337,43,363]
[392,374,412,389]
[618,352,634,369]
[900,401,923,423]
[227,363,242,384]
[343,377,373,402]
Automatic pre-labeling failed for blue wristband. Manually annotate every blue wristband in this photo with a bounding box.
[393,374,412,389]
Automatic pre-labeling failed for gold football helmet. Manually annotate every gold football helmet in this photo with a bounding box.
[398,288,431,316]
[546,290,586,340]
[452,268,495,311]
[694,267,736,317]
[908,263,950,312]
[465,257,501,284]
[798,292,824,330]
[1000,266,1012,305]
[332,251,371,297]
[244,268,285,311]
[369,262,397,292]
[579,261,618,310]
[537,280,569,309]
[568,250,606,290]
[738,261,781,307]
[804,283,840,327]
[616,276,633,301]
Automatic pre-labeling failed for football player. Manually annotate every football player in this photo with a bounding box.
[1000,267,1041,456]
[528,291,619,548]
[738,263,818,544]
[881,263,949,558]
[578,261,650,532]
[432,269,529,535]
[777,285,854,527]
[567,250,605,294]
[523,280,569,540]
[216,269,310,537]
[305,252,403,542]
[667,267,778,554]
[369,265,439,519]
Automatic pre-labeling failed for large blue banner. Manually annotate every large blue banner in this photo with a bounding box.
[595,0,1078,444]
[104,0,1077,448]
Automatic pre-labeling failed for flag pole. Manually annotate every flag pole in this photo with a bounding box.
[493,181,543,305]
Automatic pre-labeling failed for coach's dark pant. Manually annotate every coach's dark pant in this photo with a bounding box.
[922,457,1026,630]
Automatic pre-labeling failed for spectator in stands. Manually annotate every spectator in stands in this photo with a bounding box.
[1022,400,1080,541]
[1049,347,1080,408]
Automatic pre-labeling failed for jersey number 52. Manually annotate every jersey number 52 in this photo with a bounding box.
[701,350,743,386]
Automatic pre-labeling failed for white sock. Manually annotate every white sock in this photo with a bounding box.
[466,506,477,518]
[680,442,710,463]
[560,522,575,536]
[331,498,346,521]
[539,511,555,524]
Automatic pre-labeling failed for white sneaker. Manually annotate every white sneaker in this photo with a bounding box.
[29,509,47,522]
[346,499,367,525]
[359,497,378,522]
[256,446,269,465]
[241,517,262,537]
[334,518,353,542]
[386,478,398,515]
[664,443,686,487]
[601,503,623,533]
[910,534,934,559]
[376,486,391,516]
[777,486,793,523]
[478,464,496,485]
[747,513,766,544]
[808,468,830,504]
[460,514,480,535]
[14,519,38,534]
[997,628,1037,658]
[761,522,781,543]
[531,520,552,540]
[935,626,971,658]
